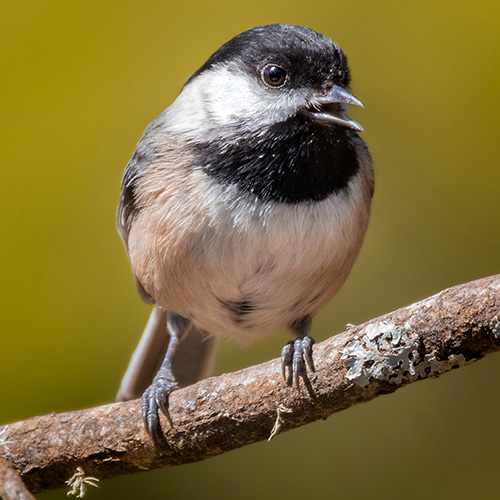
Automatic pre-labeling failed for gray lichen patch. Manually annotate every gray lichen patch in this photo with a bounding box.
[340,321,466,387]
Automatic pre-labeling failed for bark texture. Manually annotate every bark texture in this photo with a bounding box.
[0,459,36,500]
[0,275,499,495]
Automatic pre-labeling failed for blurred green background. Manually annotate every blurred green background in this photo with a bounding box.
[1,0,500,499]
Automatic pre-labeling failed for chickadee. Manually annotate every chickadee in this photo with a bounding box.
[116,24,374,447]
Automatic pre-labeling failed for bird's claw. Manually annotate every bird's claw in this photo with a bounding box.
[141,367,179,451]
[281,335,316,397]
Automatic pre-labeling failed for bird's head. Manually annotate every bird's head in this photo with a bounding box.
[164,24,364,141]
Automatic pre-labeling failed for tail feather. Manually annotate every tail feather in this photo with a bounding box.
[117,305,218,401]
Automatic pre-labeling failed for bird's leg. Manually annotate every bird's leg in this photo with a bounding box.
[141,311,191,450]
[281,315,316,397]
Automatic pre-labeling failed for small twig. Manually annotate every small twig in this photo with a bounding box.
[0,458,36,500]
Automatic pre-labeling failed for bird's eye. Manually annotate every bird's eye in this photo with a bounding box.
[261,65,287,87]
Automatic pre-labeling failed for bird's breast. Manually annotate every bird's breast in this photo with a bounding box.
[128,160,372,342]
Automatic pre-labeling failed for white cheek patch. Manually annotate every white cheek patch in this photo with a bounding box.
[203,72,259,124]
[162,64,308,140]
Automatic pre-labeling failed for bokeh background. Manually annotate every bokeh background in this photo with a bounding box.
[1,1,500,499]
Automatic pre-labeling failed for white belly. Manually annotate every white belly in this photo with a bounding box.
[129,168,371,343]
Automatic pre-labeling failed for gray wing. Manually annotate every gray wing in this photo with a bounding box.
[117,122,162,303]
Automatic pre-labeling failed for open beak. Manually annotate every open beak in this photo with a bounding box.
[300,85,365,132]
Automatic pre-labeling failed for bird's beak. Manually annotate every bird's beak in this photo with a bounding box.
[300,85,365,132]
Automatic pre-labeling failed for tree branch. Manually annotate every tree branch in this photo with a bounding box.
[1,275,499,495]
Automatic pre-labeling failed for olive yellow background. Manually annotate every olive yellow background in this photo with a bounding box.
[2,1,500,499]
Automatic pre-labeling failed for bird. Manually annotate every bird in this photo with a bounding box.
[116,23,374,448]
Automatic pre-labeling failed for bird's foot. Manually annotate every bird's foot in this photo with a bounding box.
[141,367,179,450]
[281,334,316,397]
